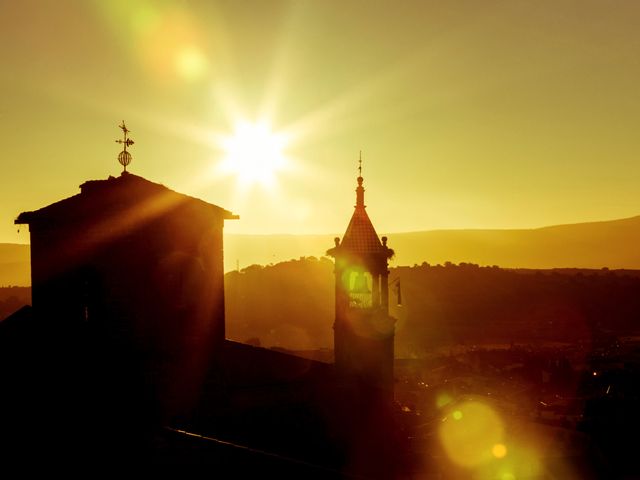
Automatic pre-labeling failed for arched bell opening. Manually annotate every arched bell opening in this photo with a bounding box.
[341,266,384,310]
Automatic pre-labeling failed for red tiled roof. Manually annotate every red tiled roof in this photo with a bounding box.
[341,205,384,255]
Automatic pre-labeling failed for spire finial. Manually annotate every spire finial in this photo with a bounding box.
[355,151,365,207]
[115,120,134,173]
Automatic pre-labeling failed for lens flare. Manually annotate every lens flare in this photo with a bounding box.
[439,401,504,468]
[176,46,208,81]
[492,443,508,458]
[436,392,453,408]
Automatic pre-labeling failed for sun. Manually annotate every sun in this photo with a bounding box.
[219,120,288,188]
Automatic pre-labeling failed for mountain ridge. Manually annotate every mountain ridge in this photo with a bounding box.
[223,214,640,271]
[3,215,640,285]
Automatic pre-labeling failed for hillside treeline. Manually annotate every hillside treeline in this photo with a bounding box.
[3,260,639,357]
[0,287,30,321]
[394,263,640,356]
[225,259,640,356]
[225,257,335,350]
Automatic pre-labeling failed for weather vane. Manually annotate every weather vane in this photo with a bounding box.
[115,121,134,173]
[358,150,362,177]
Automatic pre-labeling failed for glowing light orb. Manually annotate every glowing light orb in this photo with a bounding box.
[176,46,207,80]
[439,401,504,468]
[219,121,288,188]
[492,443,508,458]
[436,392,453,408]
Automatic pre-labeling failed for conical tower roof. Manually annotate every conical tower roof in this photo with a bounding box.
[340,175,385,255]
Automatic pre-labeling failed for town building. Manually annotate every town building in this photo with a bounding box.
[2,129,401,474]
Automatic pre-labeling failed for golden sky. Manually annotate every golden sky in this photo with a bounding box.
[2,0,640,243]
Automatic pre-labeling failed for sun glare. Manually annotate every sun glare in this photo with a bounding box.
[219,121,288,189]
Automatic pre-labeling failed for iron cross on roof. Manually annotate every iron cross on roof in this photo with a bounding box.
[115,121,134,173]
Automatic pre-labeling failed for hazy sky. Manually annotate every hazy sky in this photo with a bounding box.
[2,0,640,243]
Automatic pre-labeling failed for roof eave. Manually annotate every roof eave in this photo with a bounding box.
[223,212,240,220]
[15,212,34,225]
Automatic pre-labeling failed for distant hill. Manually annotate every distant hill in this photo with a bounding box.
[225,234,336,272]
[224,258,640,354]
[0,286,30,320]
[3,215,640,285]
[0,243,29,287]
[389,215,640,270]
[225,215,640,271]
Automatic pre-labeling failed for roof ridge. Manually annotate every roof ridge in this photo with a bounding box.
[16,173,237,224]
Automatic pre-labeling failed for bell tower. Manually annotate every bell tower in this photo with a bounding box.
[327,157,395,398]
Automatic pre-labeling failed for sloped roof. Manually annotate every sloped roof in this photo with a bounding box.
[341,204,384,255]
[331,174,391,258]
[222,340,334,388]
[16,172,237,225]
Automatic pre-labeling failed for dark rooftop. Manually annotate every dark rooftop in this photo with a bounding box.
[15,172,238,226]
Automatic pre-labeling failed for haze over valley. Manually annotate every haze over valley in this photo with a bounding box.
[4,214,640,287]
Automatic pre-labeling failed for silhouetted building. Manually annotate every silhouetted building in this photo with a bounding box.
[3,155,404,475]
[321,167,401,478]
[15,171,238,420]
[328,170,395,399]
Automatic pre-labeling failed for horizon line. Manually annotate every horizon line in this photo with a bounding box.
[3,212,640,245]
